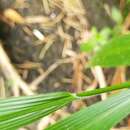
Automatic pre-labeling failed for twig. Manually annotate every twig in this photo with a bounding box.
[30,58,73,88]
[42,0,50,14]
[0,43,34,95]
[37,116,54,130]
[92,66,107,100]
[0,77,6,98]
[39,41,54,59]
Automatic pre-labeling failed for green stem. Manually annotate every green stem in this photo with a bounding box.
[77,82,130,98]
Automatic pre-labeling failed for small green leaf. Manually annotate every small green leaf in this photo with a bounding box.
[0,92,75,130]
[127,0,130,3]
[46,89,130,130]
[80,27,112,53]
[100,27,112,40]
[80,41,95,52]
[89,34,130,67]
[80,27,98,52]
[111,7,123,24]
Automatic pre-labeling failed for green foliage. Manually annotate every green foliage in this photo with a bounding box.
[123,1,130,18]
[46,89,130,130]
[0,92,75,130]
[89,34,130,67]
[0,82,130,130]
[1,80,130,130]
[80,7,123,54]
[80,27,112,52]
[111,7,123,24]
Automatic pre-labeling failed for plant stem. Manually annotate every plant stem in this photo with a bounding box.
[77,82,130,98]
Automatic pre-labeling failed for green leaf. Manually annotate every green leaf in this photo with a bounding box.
[0,92,75,130]
[46,89,130,130]
[80,27,112,53]
[80,41,95,52]
[127,0,130,3]
[123,2,130,18]
[89,34,130,67]
[111,7,123,24]
[80,27,98,52]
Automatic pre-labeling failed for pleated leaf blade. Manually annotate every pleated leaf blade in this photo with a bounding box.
[0,92,75,130]
[46,89,130,130]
